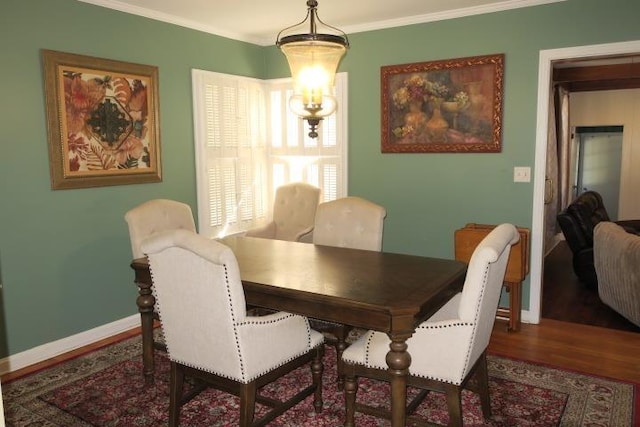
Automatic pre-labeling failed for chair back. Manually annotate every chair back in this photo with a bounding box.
[272,182,321,241]
[594,221,640,326]
[458,223,520,365]
[125,199,196,259]
[313,196,387,251]
[142,229,248,379]
[557,190,610,253]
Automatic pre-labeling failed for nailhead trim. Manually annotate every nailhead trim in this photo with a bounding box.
[149,253,318,384]
[223,263,248,382]
[357,262,495,385]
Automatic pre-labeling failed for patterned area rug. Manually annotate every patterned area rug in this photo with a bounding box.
[2,333,636,426]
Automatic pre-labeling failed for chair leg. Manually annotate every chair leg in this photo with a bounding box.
[444,383,463,427]
[239,382,257,427]
[169,362,184,427]
[335,340,347,390]
[475,353,492,419]
[343,373,358,427]
[312,346,324,413]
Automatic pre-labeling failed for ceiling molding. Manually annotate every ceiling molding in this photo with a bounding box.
[77,0,251,42]
[340,0,566,39]
[77,0,567,46]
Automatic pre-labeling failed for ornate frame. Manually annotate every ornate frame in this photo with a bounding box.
[42,49,161,189]
[381,53,504,153]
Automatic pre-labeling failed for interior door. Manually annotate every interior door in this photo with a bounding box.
[575,126,622,220]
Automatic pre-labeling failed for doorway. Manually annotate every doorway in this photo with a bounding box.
[529,40,640,325]
[574,125,623,219]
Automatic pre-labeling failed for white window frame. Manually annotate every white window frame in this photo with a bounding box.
[192,69,348,238]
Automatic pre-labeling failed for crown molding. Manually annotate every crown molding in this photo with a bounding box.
[78,0,567,46]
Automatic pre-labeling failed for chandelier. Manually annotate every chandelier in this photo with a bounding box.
[276,0,349,138]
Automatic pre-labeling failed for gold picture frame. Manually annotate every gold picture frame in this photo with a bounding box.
[42,49,161,189]
[381,53,504,153]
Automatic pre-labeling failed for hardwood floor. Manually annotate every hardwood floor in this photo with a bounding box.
[0,327,143,383]
[488,238,640,385]
[542,239,640,332]
[489,318,640,383]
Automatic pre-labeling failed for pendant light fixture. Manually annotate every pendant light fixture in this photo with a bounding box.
[276,0,349,138]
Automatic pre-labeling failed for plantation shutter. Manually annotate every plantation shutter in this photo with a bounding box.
[265,73,347,203]
[192,70,267,238]
[193,70,347,238]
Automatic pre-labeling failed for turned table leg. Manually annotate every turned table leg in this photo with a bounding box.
[132,259,155,384]
[386,334,411,427]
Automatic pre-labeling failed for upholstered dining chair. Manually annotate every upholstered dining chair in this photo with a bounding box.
[311,196,387,388]
[245,182,321,242]
[342,223,519,427]
[313,196,387,251]
[142,229,325,427]
[124,198,196,260]
[124,199,197,353]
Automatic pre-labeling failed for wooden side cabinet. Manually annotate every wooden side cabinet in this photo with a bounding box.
[454,223,530,331]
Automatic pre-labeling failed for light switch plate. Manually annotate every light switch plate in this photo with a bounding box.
[514,166,531,183]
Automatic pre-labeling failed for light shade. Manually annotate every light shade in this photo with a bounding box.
[276,0,348,138]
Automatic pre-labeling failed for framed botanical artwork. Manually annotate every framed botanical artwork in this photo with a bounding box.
[41,49,161,189]
[381,53,504,153]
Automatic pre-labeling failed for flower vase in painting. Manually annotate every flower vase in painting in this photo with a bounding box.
[425,97,449,142]
[382,54,504,153]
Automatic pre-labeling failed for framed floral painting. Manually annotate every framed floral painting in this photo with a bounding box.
[381,54,504,153]
[42,49,161,189]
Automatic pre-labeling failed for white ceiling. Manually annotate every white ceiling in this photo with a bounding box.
[78,0,564,46]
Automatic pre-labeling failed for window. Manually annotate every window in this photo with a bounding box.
[192,69,348,238]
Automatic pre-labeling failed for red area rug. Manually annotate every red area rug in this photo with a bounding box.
[3,333,636,426]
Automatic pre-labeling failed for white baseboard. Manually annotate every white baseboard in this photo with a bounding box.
[520,309,537,324]
[0,314,139,376]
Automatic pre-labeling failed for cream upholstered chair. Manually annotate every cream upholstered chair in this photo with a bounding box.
[313,196,387,251]
[124,199,197,352]
[594,221,640,327]
[142,229,324,427]
[311,196,387,388]
[342,223,519,427]
[246,182,321,242]
[124,199,196,260]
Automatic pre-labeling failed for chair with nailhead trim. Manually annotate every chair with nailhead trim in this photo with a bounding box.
[125,199,197,353]
[142,229,324,427]
[245,182,321,242]
[342,223,520,427]
[310,196,387,389]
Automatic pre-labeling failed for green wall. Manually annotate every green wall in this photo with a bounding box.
[266,0,640,260]
[0,0,263,357]
[1,0,639,358]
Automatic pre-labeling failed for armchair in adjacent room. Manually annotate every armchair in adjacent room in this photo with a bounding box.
[142,229,324,427]
[245,182,321,242]
[594,221,640,327]
[342,223,520,427]
[557,191,640,289]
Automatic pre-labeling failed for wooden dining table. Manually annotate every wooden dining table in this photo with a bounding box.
[130,235,466,426]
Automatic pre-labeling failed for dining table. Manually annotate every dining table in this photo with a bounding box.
[130,235,467,426]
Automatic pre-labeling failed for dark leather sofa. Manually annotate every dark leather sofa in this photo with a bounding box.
[556,191,640,289]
